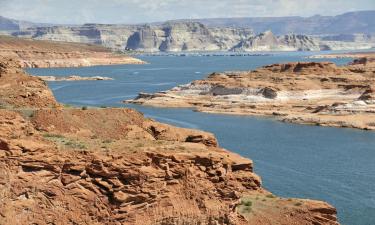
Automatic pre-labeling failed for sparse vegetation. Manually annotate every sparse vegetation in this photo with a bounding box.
[81,106,88,110]
[266,194,275,198]
[63,104,73,108]
[65,140,87,149]
[18,109,35,118]
[135,143,144,148]
[241,199,252,207]
[237,197,253,214]
[102,139,113,144]
[294,202,303,206]
[43,133,87,149]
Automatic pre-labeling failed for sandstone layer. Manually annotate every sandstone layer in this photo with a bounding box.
[0,58,339,224]
[0,35,145,68]
[128,57,375,131]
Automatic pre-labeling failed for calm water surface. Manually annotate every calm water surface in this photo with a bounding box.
[28,52,375,225]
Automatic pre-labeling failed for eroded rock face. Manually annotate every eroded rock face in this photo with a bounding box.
[14,22,254,52]
[230,31,322,51]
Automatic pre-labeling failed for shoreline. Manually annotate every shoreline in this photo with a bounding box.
[0,35,146,68]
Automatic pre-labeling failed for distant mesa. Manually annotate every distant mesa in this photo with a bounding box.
[1,10,374,52]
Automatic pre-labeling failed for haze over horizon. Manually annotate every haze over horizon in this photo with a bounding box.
[1,0,375,25]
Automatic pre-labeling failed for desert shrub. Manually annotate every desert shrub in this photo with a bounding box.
[65,140,86,149]
[266,194,275,198]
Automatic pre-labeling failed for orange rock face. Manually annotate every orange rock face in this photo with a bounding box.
[0,56,339,224]
[0,57,60,108]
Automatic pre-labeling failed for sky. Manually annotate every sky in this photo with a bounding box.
[1,0,375,24]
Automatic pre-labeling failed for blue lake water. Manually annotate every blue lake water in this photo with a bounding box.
[27,52,375,225]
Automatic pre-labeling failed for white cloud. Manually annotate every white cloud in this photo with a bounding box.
[0,0,374,24]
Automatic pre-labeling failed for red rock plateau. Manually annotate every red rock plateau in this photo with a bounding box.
[128,55,375,130]
[0,57,340,224]
[0,35,145,68]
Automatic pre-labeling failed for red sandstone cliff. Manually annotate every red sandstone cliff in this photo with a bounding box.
[0,57,339,224]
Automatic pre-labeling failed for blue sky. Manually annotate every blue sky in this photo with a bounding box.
[1,0,374,24]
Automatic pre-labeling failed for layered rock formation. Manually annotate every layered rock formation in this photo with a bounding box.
[231,31,322,51]
[128,56,375,130]
[0,35,145,68]
[0,56,339,224]
[13,22,254,52]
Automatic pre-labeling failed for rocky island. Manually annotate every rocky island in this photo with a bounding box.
[128,56,375,131]
[36,75,113,81]
[0,35,145,68]
[0,56,340,224]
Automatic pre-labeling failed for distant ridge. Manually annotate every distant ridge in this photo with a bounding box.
[172,10,375,35]
[0,15,53,32]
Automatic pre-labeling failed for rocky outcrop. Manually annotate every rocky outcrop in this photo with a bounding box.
[0,35,145,68]
[0,45,339,225]
[0,108,339,225]
[128,57,375,131]
[0,57,60,108]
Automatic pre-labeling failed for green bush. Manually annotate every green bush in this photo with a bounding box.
[266,194,275,198]
[43,133,64,138]
[65,140,87,149]
[241,199,252,207]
